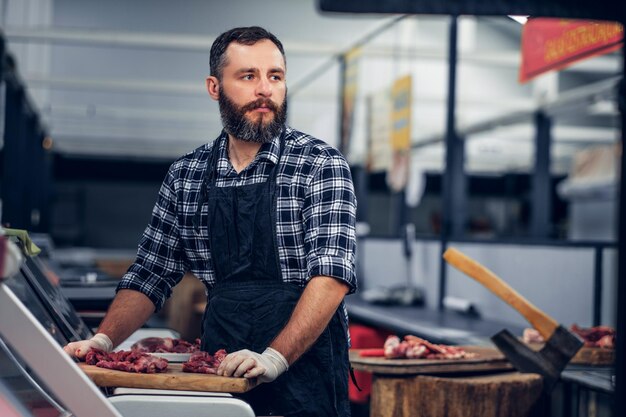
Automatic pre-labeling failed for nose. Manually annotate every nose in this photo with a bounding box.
[255,77,272,97]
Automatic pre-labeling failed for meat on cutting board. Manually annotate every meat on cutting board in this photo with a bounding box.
[523,324,615,349]
[383,335,477,359]
[86,348,169,373]
[182,349,228,374]
[130,337,200,353]
[571,324,615,348]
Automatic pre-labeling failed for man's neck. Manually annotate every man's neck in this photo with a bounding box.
[227,135,263,174]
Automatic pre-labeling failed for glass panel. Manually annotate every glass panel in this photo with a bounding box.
[2,271,69,347]
[21,256,93,341]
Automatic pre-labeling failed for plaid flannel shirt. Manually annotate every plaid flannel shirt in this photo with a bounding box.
[117,126,357,318]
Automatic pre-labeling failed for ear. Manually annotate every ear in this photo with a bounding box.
[206,76,220,101]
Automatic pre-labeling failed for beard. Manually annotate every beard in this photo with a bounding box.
[218,90,288,144]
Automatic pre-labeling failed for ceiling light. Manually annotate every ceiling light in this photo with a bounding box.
[508,15,529,25]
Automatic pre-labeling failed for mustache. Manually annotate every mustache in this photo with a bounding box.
[241,98,278,113]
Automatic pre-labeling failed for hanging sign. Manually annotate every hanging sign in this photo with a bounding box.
[366,91,393,173]
[387,75,412,192]
[390,75,412,151]
[519,18,623,83]
[340,47,362,155]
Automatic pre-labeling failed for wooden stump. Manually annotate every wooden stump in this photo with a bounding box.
[164,273,205,341]
[370,372,543,417]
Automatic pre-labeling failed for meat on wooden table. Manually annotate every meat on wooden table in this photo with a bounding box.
[523,324,615,348]
[182,349,227,374]
[383,335,477,359]
[86,348,169,373]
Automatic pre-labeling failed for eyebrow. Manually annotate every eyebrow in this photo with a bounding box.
[235,67,285,75]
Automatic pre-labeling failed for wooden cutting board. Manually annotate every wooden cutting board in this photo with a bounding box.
[78,363,256,393]
[571,347,614,365]
[350,346,513,375]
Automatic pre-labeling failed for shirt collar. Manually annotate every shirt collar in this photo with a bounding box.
[215,128,283,175]
[255,131,282,165]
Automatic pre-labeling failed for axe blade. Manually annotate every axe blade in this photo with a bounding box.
[492,327,583,392]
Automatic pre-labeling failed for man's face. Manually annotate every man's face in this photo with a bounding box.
[213,39,287,144]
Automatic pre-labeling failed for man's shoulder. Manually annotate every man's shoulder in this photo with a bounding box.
[168,140,216,176]
[284,127,345,161]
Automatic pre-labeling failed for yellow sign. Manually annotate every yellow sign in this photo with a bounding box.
[390,75,412,151]
[387,75,412,192]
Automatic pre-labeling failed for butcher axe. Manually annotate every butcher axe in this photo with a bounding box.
[443,247,583,392]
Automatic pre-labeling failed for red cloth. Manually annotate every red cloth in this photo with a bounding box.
[348,324,392,404]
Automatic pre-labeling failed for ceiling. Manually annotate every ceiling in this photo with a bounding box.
[1,0,622,175]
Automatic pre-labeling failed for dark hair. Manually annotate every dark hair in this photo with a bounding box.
[210,26,286,80]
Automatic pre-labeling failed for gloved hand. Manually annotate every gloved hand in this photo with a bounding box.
[63,333,113,359]
[217,347,289,383]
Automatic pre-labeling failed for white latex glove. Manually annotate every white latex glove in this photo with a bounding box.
[217,347,288,383]
[63,333,113,360]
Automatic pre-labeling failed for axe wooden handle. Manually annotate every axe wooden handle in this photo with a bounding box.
[443,247,558,340]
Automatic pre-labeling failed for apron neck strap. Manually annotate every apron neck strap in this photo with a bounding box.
[192,129,286,232]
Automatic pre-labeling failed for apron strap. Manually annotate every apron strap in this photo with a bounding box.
[349,367,362,392]
[192,137,222,233]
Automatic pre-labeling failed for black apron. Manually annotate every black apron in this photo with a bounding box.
[199,134,350,417]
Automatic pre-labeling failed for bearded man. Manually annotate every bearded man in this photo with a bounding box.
[64,26,357,417]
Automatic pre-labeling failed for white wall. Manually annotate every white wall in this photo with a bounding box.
[5,0,396,158]
[360,238,617,329]
[359,238,442,309]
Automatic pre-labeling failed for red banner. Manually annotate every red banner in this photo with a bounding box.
[519,18,623,83]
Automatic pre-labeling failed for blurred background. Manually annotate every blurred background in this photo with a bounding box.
[0,0,621,335]
[0,2,623,416]
[1,0,620,248]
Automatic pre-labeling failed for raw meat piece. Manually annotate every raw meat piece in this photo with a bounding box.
[383,335,407,358]
[405,335,474,359]
[522,328,545,344]
[131,337,200,353]
[596,334,615,349]
[85,348,168,373]
[570,324,615,348]
[383,335,476,359]
[182,349,228,374]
